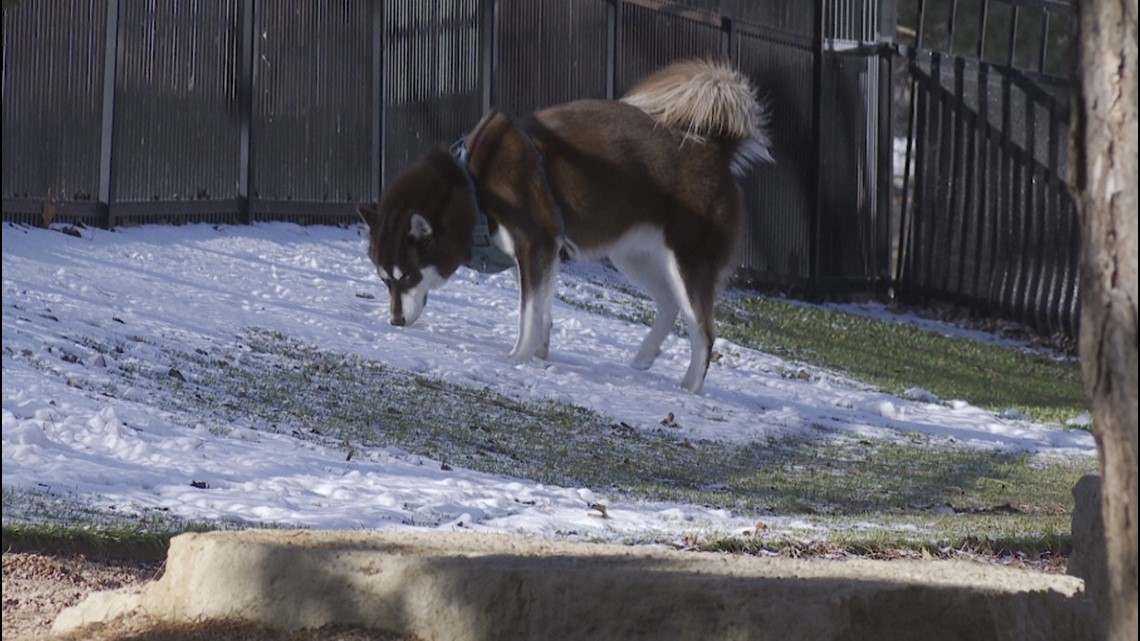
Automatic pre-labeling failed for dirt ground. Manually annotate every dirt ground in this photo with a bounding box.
[2,552,153,641]
[1,552,415,641]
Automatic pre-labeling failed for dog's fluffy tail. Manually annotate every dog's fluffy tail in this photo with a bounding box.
[621,59,772,175]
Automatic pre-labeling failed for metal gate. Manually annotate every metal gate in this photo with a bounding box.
[895,0,1079,337]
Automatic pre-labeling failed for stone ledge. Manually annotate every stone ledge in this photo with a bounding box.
[55,529,1101,640]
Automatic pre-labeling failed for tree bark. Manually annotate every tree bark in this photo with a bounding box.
[1069,1,1138,640]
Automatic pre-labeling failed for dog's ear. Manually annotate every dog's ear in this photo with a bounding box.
[357,204,379,229]
[409,212,432,240]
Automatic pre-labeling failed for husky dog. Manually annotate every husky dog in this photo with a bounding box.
[359,59,771,393]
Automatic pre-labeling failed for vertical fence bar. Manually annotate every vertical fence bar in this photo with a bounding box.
[1024,143,1044,331]
[897,48,919,284]
[1043,100,1064,332]
[915,0,927,50]
[948,54,967,293]
[946,0,957,53]
[959,66,981,300]
[1005,4,1019,66]
[98,0,120,228]
[975,0,988,59]
[1062,191,1081,334]
[970,60,990,302]
[238,0,254,223]
[999,94,1019,316]
[371,0,383,204]
[877,39,893,283]
[606,0,617,99]
[972,0,991,304]
[810,0,824,290]
[481,0,495,114]
[920,51,943,289]
[720,0,735,57]
[983,85,1001,314]
[901,0,925,285]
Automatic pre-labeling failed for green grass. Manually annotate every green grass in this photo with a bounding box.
[2,486,224,560]
[2,521,175,561]
[696,512,1077,561]
[717,296,1089,425]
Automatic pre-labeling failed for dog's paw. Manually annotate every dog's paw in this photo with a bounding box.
[680,381,704,394]
[630,347,662,370]
[507,348,535,364]
[680,371,705,394]
[630,357,654,371]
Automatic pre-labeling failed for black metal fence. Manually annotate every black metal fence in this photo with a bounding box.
[896,0,1078,337]
[2,0,1079,338]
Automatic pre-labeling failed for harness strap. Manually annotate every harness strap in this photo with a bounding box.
[510,117,566,239]
[450,137,516,274]
[451,120,568,273]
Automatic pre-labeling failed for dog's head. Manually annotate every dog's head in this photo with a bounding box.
[359,147,476,327]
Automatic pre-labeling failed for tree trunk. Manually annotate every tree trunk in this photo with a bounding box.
[1069,2,1138,640]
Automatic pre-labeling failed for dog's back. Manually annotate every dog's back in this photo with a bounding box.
[518,99,751,261]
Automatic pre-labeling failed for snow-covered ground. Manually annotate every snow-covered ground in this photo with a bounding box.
[2,223,1094,540]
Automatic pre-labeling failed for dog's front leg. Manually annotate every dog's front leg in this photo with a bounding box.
[508,243,558,363]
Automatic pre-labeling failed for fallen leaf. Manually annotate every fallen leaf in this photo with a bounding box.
[588,503,610,519]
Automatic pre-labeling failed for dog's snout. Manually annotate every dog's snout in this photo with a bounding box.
[390,316,406,327]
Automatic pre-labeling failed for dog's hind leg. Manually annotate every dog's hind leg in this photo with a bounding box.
[609,240,679,370]
[668,257,717,394]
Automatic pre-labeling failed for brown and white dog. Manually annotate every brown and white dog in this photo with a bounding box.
[359,59,771,393]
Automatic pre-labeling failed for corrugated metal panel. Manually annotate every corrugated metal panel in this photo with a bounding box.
[664,0,720,13]
[111,0,242,206]
[618,2,722,95]
[815,53,889,286]
[734,2,816,40]
[252,0,372,206]
[381,0,483,186]
[494,0,608,114]
[2,0,106,213]
[733,28,816,285]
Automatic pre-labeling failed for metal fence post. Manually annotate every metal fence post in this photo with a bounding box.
[371,0,383,205]
[481,0,495,114]
[809,0,825,292]
[877,0,896,285]
[877,40,894,284]
[98,0,120,229]
[607,0,622,99]
[238,0,255,224]
[719,0,734,58]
